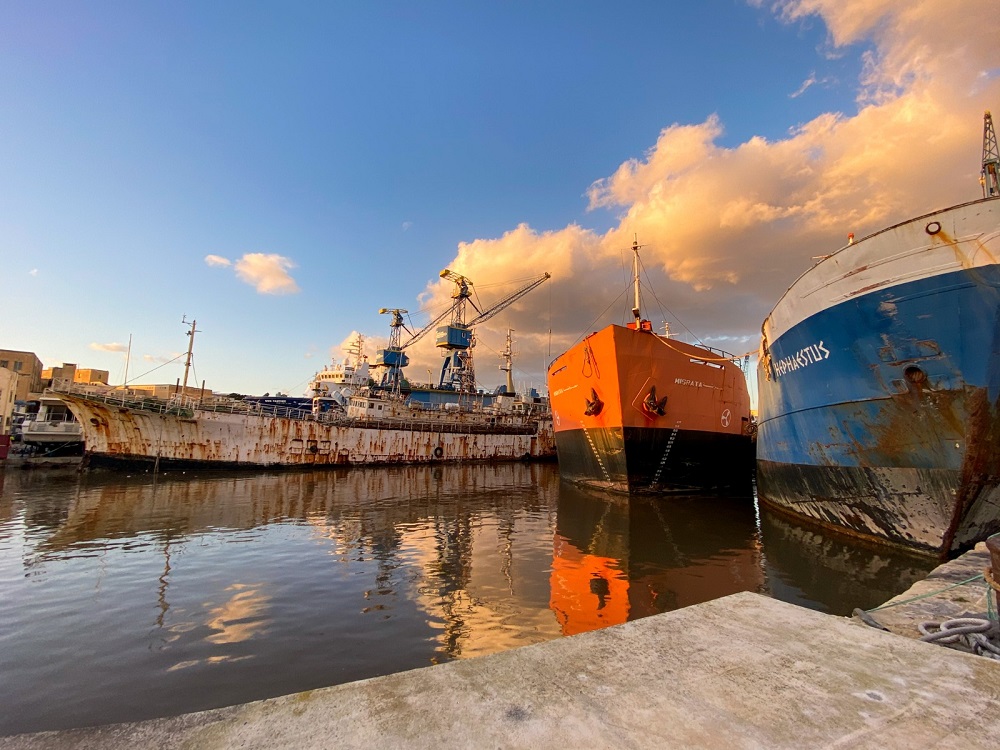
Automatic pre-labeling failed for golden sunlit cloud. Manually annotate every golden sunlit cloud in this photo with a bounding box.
[331,0,998,394]
[388,0,1000,392]
[234,253,300,295]
[205,252,300,294]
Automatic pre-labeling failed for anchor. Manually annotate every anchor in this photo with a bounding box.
[642,385,667,417]
[584,388,604,416]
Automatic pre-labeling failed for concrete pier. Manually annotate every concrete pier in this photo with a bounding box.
[3,591,998,749]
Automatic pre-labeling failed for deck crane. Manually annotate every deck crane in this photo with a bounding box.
[982,110,999,198]
[437,270,551,393]
[375,308,410,394]
[374,270,551,394]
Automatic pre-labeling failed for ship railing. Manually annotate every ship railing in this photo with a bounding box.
[50,380,305,420]
[699,344,740,361]
[50,380,199,417]
[304,408,540,435]
[25,411,77,424]
[693,345,753,377]
[330,415,540,435]
[193,401,539,434]
[50,380,541,434]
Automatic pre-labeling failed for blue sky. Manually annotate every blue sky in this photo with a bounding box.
[2,1,998,400]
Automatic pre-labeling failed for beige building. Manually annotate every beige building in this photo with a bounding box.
[42,364,205,400]
[0,368,17,434]
[2,348,211,406]
[42,363,110,387]
[0,349,44,403]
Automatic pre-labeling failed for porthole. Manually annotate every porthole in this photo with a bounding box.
[926,221,941,235]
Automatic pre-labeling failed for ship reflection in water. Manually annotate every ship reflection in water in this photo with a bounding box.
[0,463,933,735]
[550,485,768,635]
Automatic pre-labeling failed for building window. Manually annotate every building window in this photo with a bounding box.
[13,361,22,372]
[0,360,7,368]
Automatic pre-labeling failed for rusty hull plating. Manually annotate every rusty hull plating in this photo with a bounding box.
[55,389,555,471]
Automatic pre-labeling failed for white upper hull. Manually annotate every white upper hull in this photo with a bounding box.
[763,198,1000,344]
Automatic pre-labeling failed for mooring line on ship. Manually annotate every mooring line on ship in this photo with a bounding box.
[651,335,757,364]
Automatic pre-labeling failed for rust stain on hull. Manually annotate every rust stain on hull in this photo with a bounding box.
[758,383,1000,557]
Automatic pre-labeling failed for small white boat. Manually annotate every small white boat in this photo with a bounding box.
[21,396,84,450]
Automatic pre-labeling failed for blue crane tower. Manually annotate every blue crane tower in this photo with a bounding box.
[375,270,550,395]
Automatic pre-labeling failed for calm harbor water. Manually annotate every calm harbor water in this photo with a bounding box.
[0,461,934,736]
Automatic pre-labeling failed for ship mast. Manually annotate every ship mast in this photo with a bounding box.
[180,316,198,396]
[983,110,999,198]
[499,328,516,395]
[631,235,642,324]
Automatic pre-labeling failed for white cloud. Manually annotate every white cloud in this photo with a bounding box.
[142,353,178,364]
[206,251,299,294]
[89,342,128,353]
[402,221,413,231]
[28,268,38,276]
[234,253,300,295]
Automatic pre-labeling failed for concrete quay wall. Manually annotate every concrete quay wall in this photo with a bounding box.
[3,591,998,750]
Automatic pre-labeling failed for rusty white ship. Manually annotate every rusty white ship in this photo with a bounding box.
[53,269,555,471]
[54,380,554,471]
[755,112,1000,557]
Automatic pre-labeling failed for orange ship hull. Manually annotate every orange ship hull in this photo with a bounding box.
[547,323,754,493]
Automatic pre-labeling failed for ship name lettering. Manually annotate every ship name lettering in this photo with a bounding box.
[773,340,830,379]
[674,378,705,388]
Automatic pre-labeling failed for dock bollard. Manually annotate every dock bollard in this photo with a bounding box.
[987,536,1000,615]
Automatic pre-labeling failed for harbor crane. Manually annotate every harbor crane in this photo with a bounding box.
[983,110,999,198]
[375,270,550,394]
[375,308,411,394]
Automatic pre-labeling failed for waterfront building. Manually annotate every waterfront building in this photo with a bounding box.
[41,363,109,387]
[0,349,44,403]
[0,368,16,435]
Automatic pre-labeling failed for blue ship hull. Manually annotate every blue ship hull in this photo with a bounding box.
[757,198,1000,556]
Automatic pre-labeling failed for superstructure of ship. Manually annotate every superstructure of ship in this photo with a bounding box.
[52,269,555,471]
[755,111,1000,558]
[309,333,372,407]
[546,238,755,494]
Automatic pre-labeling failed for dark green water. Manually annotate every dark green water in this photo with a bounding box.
[0,462,933,736]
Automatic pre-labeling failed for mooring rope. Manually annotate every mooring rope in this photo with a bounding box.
[864,573,987,612]
[918,618,1000,660]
